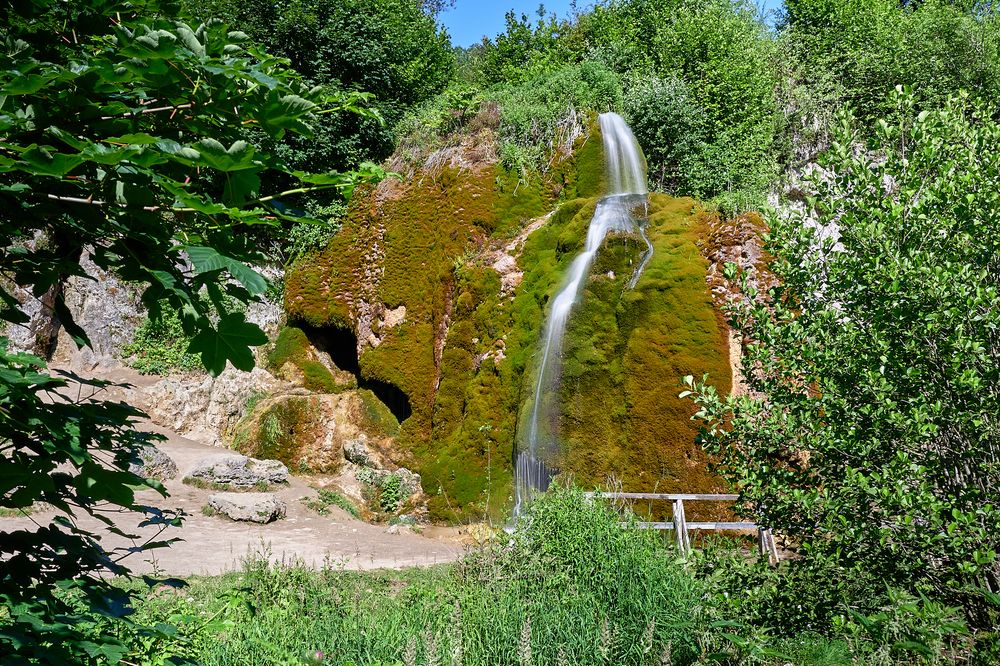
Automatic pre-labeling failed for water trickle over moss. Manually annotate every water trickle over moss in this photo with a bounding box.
[283,121,731,521]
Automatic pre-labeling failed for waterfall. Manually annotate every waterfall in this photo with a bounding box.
[513,113,650,517]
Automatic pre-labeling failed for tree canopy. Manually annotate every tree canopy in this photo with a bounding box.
[686,90,1000,633]
[0,0,379,661]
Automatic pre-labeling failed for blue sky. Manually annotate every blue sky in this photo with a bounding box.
[440,1,785,48]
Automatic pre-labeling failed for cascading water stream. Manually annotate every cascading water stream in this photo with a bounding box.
[513,113,650,517]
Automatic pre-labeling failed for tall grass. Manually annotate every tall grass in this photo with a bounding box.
[123,487,981,665]
[128,487,705,665]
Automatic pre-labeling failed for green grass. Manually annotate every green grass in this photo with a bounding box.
[302,488,362,519]
[114,486,982,666]
[0,505,39,518]
[3,469,980,664]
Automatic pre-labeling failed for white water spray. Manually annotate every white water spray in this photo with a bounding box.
[513,113,650,516]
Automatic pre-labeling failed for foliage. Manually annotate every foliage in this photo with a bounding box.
[355,468,406,516]
[114,487,984,664]
[183,0,455,170]
[685,92,1000,630]
[452,0,778,208]
[621,75,711,195]
[122,309,201,375]
[0,340,183,663]
[470,7,584,87]
[490,61,622,176]
[302,488,361,519]
[590,0,779,208]
[283,201,348,265]
[379,473,404,513]
[121,487,711,665]
[0,0,377,661]
[777,0,1000,159]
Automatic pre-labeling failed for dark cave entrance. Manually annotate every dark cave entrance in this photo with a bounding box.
[297,323,413,424]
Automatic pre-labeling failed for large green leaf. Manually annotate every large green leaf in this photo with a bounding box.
[183,245,267,295]
[18,145,84,177]
[187,313,268,375]
[256,93,316,138]
[193,138,257,171]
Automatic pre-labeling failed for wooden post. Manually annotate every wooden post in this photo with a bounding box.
[758,528,779,565]
[765,529,779,565]
[673,499,684,554]
[673,499,690,556]
[680,500,691,554]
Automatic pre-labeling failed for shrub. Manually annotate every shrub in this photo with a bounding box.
[622,75,711,194]
[489,61,623,174]
[687,91,1000,631]
[302,488,361,519]
[122,310,201,375]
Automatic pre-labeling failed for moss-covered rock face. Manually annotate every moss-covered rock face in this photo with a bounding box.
[267,326,357,393]
[284,124,732,522]
[553,195,731,494]
[231,392,400,475]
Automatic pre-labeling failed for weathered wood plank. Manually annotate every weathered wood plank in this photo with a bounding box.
[633,521,758,531]
[584,492,739,501]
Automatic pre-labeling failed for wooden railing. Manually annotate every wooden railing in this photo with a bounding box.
[583,492,779,562]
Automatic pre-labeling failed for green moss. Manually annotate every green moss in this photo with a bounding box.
[522,194,732,511]
[562,119,607,200]
[267,326,349,393]
[282,118,732,522]
[359,389,401,438]
[267,326,310,369]
[232,396,326,471]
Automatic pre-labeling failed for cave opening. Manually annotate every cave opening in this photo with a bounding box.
[297,322,413,424]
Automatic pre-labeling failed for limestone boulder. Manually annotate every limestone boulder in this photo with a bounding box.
[185,453,288,489]
[133,366,285,447]
[344,434,383,468]
[208,493,286,523]
[128,445,178,481]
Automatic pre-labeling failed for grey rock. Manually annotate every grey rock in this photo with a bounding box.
[343,434,374,467]
[129,445,178,481]
[136,367,284,447]
[395,467,423,497]
[386,523,414,535]
[208,493,285,523]
[185,453,288,488]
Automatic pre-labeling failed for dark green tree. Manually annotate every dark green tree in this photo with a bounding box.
[0,0,379,661]
[183,0,456,171]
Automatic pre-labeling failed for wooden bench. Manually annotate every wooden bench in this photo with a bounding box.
[583,492,779,562]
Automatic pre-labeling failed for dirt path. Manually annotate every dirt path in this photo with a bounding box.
[1,370,465,577]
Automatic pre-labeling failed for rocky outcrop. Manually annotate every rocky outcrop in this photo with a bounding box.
[126,367,286,447]
[230,390,400,476]
[129,445,178,481]
[343,434,384,468]
[184,453,288,489]
[207,492,286,523]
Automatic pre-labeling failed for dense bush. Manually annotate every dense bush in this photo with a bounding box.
[183,0,454,171]
[489,61,622,176]
[777,0,1000,161]
[122,311,201,375]
[449,0,777,210]
[622,75,711,194]
[687,91,1000,634]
